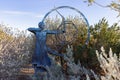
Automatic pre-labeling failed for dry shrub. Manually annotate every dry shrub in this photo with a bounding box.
[0,24,119,80]
[31,46,120,80]
[32,45,99,80]
[0,28,34,79]
[96,47,120,80]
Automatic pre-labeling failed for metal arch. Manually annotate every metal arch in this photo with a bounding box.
[41,6,90,45]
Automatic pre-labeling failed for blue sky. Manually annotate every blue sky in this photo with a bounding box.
[0,0,119,30]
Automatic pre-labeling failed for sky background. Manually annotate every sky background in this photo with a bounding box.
[0,0,119,30]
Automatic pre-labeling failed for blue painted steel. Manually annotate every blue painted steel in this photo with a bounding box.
[27,6,90,73]
[28,22,64,72]
[41,6,90,45]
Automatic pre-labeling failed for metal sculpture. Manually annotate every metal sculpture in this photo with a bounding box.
[42,6,90,47]
[27,6,90,74]
[28,22,64,72]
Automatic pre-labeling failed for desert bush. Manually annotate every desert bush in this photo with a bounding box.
[0,24,13,41]
[31,46,120,80]
[45,17,120,69]
[0,25,35,79]
[74,18,120,73]
[96,47,120,80]
[0,17,120,80]
[32,45,99,80]
[90,18,120,54]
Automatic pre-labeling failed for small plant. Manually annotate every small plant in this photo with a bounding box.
[32,45,99,80]
[0,25,35,79]
[0,18,120,80]
[96,47,120,80]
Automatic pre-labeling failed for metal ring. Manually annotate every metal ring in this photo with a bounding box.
[41,6,90,45]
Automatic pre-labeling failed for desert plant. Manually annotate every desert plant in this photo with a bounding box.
[31,46,120,80]
[74,18,120,73]
[96,47,120,80]
[31,45,100,80]
[90,18,120,54]
[0,17,120,80]
[0,25,35,79]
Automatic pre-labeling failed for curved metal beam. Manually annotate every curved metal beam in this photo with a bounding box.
[41,6,90,45]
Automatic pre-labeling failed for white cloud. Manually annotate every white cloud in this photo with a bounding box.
[1,10,31,15]
[35,15,44,18]
[0,10,44,18]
